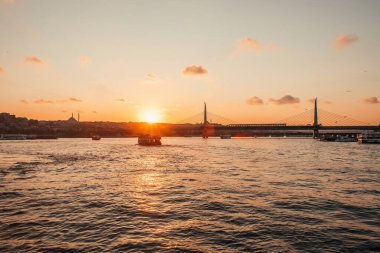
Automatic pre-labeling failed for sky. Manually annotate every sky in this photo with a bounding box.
[0,0,379,124]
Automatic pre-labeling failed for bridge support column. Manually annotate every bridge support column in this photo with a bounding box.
[313,97,319,139]
[313,128,319,139]
[202,126,208,139]
[203,102,208,138]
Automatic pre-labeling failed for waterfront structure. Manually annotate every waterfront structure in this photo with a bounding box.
[358,131,380,144]
[67,113,78,125]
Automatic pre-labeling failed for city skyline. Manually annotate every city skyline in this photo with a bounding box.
[1,0,380,124]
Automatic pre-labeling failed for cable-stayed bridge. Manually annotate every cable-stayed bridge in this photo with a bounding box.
[177,100,379,138]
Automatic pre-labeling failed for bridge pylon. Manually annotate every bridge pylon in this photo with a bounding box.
[313,97,319,139]
[202,102,209,138]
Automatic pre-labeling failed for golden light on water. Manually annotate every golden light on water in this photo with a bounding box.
[140,109,162,123]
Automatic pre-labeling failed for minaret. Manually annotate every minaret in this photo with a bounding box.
[313,97,319,138]
[77,113,80,122]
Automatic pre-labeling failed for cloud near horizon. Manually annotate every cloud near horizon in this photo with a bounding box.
[335,35,358,49]
[34,99,54,104]
[246,96,263,105]
[24,56,45,65]
[269,95,300,105]
[0,67,5,74]
[238,38,276,53]
[21,97,82,104]
[56,97,82,103]
[364,97,379,104]
[182,65,208,76]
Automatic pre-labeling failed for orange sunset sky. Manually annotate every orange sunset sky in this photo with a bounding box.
[1,0,379,124]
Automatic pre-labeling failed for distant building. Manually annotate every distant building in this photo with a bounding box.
[66,113,78,126]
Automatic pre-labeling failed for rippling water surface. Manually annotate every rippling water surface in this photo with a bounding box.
[0,138,379,252]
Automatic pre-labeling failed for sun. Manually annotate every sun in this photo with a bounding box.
[140,109,162,123]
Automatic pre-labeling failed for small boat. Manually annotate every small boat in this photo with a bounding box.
[91,135,101,140]
[358,131,380,144]
[0,134,27,140]
[220,134,231,139]
[335,135,357,142]
[319,135,337,142]
[138,134,161,146]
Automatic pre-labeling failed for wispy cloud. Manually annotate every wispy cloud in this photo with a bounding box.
[182,65,208,76]
[0,67,5,74]
[69,97,81,102]
[346,90,352,93]
[269,95,300,105]
[56,97,82,103]
[79,55,90,66]
[35,99,54,104]
[335,35,358,49]
[144,73,157,81]
[364,97,379,104]
[114,98,126,102]
[237,38,276,53]
[113,98,133,104]
[246,96,263,105]
[24,56,45,65]
[92,111,97,114]
[142,73,162,84]
[22,97,82,104]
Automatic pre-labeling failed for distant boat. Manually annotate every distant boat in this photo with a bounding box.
[320,135,337,142]
[358,132,380,144]
[0,134,27,140]
[91,135,101,140]
[138,134,161,146]
[320,135,358,142]
[220,134,231,139]
[335,135,357,142]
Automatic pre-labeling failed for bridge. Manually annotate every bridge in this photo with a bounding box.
[179,99,379,138]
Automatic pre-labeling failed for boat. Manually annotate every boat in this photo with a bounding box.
[319,135,337,142]
[358,131,380,144]
[138,134,161,146]
[91,135,101,140]
[335,135,357,142]
[320,134,358,142]
[0,134,27,140]
[220,134,231,139]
